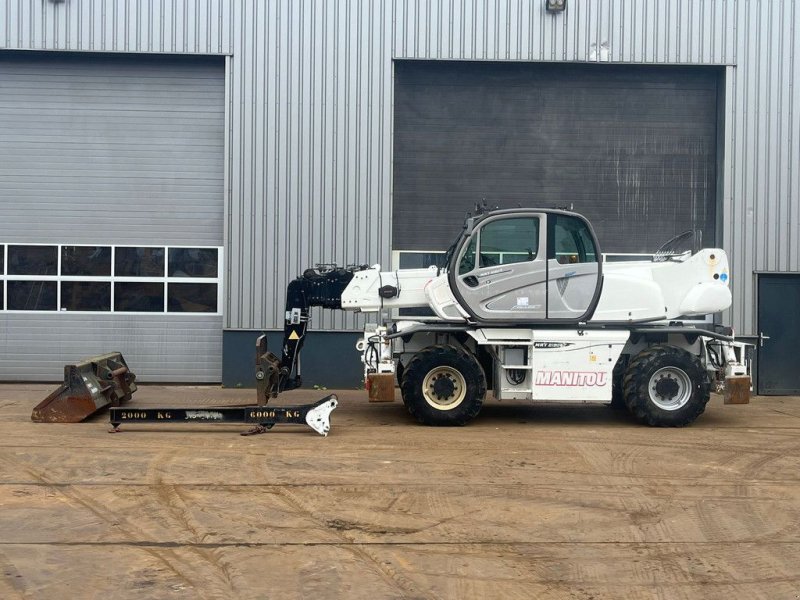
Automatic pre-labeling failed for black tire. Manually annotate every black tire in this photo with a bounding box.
[609,355,628,410]
[400,344,486,426]
[395,359,405,387]
[622,344,710,427]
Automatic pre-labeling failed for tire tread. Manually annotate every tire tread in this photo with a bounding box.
[400,344,486,426]
[622,344,710,427]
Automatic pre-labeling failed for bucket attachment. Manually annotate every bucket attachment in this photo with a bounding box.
[31,353,137,423]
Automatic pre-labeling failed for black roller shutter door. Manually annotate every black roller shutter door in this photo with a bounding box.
[393,61,720,254]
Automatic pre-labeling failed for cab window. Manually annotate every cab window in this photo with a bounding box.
[458,236,477,274]
[552,215,598,264]
[478,217,539,268]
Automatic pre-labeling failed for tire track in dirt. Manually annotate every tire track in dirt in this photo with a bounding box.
[531,428,800,454]
[424,489,457,521]
[3,428,798,475]
[740,441,800,480]
[570,440,665,543]
[0,453,214,598]
[3,475,800,489]
[695,489,799,545]
[0,547,31,599]
[608,442,647,477]
[694,497,745,543]
[145,450,241,596]
[274,484,439,600]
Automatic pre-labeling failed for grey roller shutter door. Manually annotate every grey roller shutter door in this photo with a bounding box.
[0,53,223,246]
[393,61,719,254]
[0,52,224,382]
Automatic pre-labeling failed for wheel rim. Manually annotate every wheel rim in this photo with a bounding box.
[648,366,692,411]
[422,366,467,411]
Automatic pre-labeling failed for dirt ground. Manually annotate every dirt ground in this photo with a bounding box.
[0,385,799,599]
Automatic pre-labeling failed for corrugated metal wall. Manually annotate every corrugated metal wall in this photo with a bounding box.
[0,0,231,54]
[2,0,799,335]
[0,52,224,246]
[1,314,222,381]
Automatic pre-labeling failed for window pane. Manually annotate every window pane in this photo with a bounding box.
[577,228,598,263]
[61,246,111,276]
[553,215,598,264]
[0,245,4,274]
[8,245,57,275]
[61,282,111,311]
[168,248,218,278]
[398,252,447,269]
[114,282,164,312]
[168,283,218,313]
[553,222,579,263]
[115,247,165,277]
[479,218,539,267]
[459,237,477,274]
[7,281,57,310]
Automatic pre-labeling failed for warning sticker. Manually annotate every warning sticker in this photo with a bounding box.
[289,330,300,340]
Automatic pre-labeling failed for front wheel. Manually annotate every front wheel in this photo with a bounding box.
[400,345,486,426]
[622,345,710,427]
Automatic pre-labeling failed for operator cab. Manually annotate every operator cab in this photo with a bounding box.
[447,209,602,323]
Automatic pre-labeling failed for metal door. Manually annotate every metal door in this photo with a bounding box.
[757,274,800,394]
[453,213,548,321]
[393,61,720,254]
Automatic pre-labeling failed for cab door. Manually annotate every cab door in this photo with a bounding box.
[452,213,548,321]
[546,213,601,320]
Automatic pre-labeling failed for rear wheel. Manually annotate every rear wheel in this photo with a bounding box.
[401,345,486,426]
[622,345,710,427]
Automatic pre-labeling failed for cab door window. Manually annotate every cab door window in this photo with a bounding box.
[552,215,598,264]
[458,236,477,274]
[477,217,539,268]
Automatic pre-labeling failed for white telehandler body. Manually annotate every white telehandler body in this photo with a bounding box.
[274,208,750,427]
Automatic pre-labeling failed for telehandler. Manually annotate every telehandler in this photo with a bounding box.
[269,206,750,428]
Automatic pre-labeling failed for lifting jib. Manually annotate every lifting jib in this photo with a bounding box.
[31,353,137,423]
[105,336,338,436]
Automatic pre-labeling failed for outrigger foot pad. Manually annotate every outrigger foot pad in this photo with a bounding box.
[108,394,338,437]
